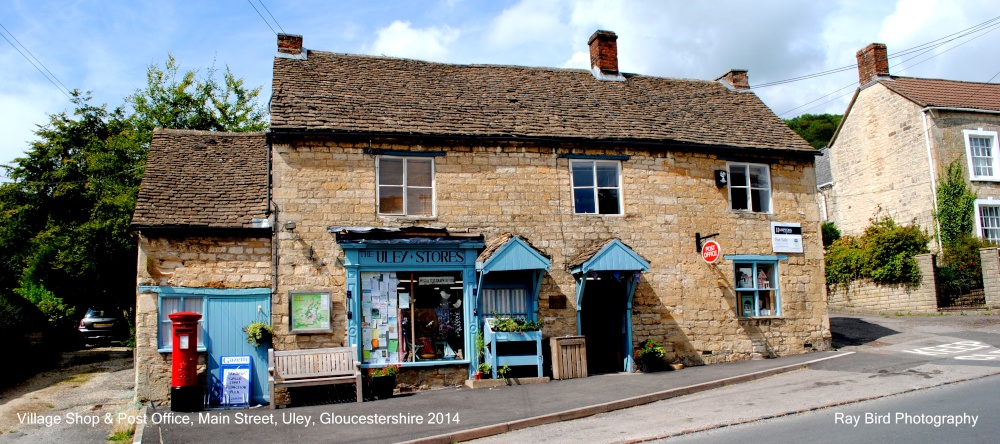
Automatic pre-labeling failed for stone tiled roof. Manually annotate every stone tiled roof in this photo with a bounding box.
[131,129,268,229]
[566,238,648,270]
[271,51,815,153]
[879,77,1000,112]
[476,233,551,263]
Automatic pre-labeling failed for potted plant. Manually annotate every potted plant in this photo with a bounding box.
[242,321,274,347]
[367,364,400,399]
[475,362,491,380]
[634,339,666,372]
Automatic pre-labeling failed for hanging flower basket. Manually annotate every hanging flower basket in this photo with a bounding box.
[243,321,274,347]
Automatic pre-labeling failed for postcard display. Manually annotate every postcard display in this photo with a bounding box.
[359,272,466,365]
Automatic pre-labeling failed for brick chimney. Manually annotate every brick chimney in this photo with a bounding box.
[716,69,750,90]
[856,43,889,85]
[588,30,619,75]
[277,33,303,56]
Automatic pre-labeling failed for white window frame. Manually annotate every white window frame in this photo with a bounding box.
[376,156,436,217]
[569,159,623,215]
[964,129,1000,182]
[975,199,1000,243]
[727,162,772,213]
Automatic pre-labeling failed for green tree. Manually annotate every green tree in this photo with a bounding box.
[0,55,267,313]
[784,113,842,149]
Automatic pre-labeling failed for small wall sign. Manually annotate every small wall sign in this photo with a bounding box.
[714,170,729,188]
[771,222,803,253]
[702,240,721,264]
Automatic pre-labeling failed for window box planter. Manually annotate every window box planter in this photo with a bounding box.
[483,318,543,379]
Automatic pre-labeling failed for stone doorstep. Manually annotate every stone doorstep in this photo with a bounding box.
[464,377,551,389]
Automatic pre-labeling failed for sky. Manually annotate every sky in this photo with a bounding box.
[1,0,999,170]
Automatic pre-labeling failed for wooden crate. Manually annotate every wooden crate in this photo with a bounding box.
[550,336,587,380]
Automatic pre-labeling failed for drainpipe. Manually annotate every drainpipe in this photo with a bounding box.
[267,134,279,324]
[921,109,943,254]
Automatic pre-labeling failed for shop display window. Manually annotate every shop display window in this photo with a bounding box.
[735,261,780,317]
[360,271,464,365]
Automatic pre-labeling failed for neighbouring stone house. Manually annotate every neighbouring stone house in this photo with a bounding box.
[132,31,831,406]
[822,43,1000,242]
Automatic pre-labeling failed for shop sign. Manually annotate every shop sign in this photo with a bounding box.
[418,276,455,286]
[771,222,803,253]
[702,240,721,264]
[358,249,469,265]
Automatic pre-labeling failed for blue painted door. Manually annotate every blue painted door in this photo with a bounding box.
[205,296,271,406]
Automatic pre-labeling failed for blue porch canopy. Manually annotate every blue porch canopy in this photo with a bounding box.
[568,238,649,372]
[475,233,551,315]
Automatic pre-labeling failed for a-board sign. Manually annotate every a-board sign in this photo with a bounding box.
[220,355,252,407]
[702,240,721,264]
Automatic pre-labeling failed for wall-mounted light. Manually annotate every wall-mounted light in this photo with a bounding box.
[284,220,296,231]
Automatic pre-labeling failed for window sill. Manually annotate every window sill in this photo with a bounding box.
[970,177,1000,183]
[377,215,438,221]
[738,316,783,326]
[572,213,624,217]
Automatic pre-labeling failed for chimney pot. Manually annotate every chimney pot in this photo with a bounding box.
[716,69,750,90]
[277,33,303,55]
[588,30,619,74]
[856,43,889,85]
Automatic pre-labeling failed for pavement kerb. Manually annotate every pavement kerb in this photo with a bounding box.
[401,351,855,444]
[622,365,1000,444]
[133,406,147,444]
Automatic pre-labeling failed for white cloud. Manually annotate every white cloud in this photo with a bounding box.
[368,20,460,62]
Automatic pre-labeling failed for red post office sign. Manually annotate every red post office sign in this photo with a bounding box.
[702,240,721,264]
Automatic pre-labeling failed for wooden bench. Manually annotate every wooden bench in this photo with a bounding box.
[269,346,363,408]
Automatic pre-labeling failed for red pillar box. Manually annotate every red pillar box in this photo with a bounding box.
[168,311,202,412]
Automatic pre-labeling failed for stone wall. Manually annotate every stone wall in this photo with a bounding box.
[270,139,831,375]
[827,253,939,314]
[134,234,271,403]
[827,83,936,236]
[980,247,1000,309]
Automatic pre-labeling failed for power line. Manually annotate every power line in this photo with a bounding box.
[258,1,285,34]
[776,18,1000,117]
[753,15,1000,90]
[247,0,277,35]
[0,22,72,100]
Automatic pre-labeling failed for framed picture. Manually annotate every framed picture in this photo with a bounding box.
[289,291,332,333]
[740,294,755,317]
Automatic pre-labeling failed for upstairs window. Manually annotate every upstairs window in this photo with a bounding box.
[975,199,1000,243]
[728,163,771,213]
[965,129,1000,181]
[377,156,434,216]
[571,160,622,214]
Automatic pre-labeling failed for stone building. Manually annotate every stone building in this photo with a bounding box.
[132,31,830,405]
[823,43,1000,242]
[131,130,271,404]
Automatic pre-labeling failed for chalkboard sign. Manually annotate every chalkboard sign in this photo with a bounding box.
[220,355,252,407]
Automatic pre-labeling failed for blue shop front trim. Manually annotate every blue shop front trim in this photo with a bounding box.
[331,227,484,377]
